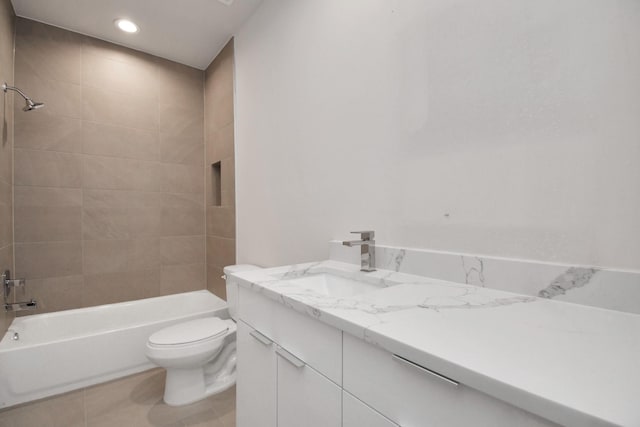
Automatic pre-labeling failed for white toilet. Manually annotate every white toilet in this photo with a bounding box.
[146,264,259,406]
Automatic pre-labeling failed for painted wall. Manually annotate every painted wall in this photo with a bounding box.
[205,40,236,299]
[13,19,206,314]
[235,0,640,270]
[0,0,15,334]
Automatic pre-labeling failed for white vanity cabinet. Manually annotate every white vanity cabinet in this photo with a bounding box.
[236,285,557,427]
[236,320,277,427]
[276,346,341,427]
[237,287,342,427]
[343,334,557,427]
[343,391,399,427]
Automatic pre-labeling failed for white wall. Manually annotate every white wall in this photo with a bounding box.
[234,0,640,270]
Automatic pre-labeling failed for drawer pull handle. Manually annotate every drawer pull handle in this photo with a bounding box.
[392,354,459,387]
[249,330,273,346]
[276,346,306,369]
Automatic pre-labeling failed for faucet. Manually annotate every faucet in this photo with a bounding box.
[342,231,376,272]
[3,270,37,312]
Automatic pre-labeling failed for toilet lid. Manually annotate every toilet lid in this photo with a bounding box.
[148,317,229,346]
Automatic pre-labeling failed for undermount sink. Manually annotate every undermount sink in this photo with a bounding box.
[285,273,381,297]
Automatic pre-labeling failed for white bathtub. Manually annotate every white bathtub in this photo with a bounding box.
[0,290,228,409]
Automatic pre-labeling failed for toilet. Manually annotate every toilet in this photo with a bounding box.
[146,264,259,406]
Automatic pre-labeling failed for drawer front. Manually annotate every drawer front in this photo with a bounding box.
[277,349,342,427]
[343,334,557,427]
[238,287,342,385]
[343,391,399,427]
[236,320,276,427]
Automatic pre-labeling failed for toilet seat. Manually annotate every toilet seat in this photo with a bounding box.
[148,317,230,348]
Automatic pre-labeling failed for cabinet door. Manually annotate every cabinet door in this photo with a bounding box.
[343,391,399,427]
[276,346,341,427]
[343,334,557,427]
[236,320,276,427]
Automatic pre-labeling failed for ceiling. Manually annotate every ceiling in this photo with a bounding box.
[11,0,263,69]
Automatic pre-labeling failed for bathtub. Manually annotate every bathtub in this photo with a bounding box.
[0,290,228,409]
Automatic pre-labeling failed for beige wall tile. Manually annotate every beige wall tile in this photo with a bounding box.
[83,122,158,160]
[160,236,205,266]
[161,193,205,237]
[14,114,82,152]
[83,189,129,240]
[15,275,84,316]
[0,180,10,211]
[14,71,82,118]
[127,238,161,272]
[0,245,14,332]
[82,36,156,70]
[83,51,158,101]
[206,236,235,269]
[83,239,128,275]
[207,264,227,300]
[160,134,204,165]
[0,0,13,338]
[206,206,236,239]
[220,156,235,207]
[207,121,234,164]
[15,241,83,279]
[82,155,130,190]
[159,104,204,137]
[14,148,82,188]
[160,263,205,295]
[207,89,234,130]
[129,159,161,192]
[15,18,82,85]
[83,156,160,192]
[127,192,163,238]
[161,163,204,194]
[0,202,11,247]
[83,86,158,130]
[83,269,159,307]
[14,186,82,242]
[156,57,203,110]
[10,20,207,317]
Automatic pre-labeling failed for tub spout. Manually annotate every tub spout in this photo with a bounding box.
[4,300,37,312]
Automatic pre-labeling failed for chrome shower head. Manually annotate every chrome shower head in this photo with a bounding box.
[23,98,44,111]
[2,82,45,112]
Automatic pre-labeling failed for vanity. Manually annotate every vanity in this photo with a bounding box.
[230,258,640,427]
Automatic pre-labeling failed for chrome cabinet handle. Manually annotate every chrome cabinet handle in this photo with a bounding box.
[276,346,306,369]
[249,329,273,346]
[392,354,459,387]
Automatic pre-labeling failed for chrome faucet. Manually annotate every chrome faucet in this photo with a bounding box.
[342,231,376,272]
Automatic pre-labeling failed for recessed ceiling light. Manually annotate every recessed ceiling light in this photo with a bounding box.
[114,19,139,33]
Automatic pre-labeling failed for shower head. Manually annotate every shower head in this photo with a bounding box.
[2,82,45,112]
[23,99,44,111]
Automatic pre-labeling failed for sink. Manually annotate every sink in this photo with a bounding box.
[285,273,381,297]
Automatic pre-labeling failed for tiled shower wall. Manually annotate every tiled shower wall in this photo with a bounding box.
[12,18,206,314]
[0,0,15,334]
[205,41,236,298]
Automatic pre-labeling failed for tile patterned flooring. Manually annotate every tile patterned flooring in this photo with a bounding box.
[0,369,235,427]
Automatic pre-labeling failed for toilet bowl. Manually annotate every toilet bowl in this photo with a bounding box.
[145,264,260,406]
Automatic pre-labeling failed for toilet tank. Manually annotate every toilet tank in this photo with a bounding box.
[223,265,261,320]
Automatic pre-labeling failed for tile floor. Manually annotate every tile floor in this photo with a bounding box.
[0,369,235,427]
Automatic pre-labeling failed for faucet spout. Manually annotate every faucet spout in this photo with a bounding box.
[342,231,376,272]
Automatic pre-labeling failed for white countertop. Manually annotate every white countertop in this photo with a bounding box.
[231,260,640,427]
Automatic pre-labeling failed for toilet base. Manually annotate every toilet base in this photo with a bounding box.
[163,344,237,406]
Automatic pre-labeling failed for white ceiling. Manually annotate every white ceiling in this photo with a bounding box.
[11,0,263,69]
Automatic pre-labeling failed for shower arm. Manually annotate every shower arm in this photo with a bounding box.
[2,82,32,102]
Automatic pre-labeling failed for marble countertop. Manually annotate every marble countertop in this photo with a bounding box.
[231,260,640,427]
